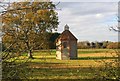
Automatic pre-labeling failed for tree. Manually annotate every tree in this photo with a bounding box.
[2,1,59,58]
[49,32,60,49]
[77,41,90,49]
[102,41,109,48]
[106,42,118,49]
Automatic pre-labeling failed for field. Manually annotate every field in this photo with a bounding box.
[10,49,119,80]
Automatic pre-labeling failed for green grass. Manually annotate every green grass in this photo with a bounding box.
[5,49,119,80]
[76,57,118,60]
[28,67,96,79]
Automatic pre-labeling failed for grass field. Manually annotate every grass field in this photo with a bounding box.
[11,49,119,80]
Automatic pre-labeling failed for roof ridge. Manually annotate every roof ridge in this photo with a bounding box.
[60,30,77,40]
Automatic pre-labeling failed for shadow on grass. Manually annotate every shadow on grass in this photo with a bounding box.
[32,57,55,59]
[72,57,118,60]
[27,62,66,65]
[2,79,117,81]
[32,56,118,60]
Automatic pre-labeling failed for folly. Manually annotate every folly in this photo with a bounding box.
[56,25,78,60]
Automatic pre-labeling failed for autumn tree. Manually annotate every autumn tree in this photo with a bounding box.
[48,32,60,49]
[2,1,59,58]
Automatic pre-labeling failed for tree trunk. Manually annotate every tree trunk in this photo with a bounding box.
[25,41,34,59]
[28,50,34,59]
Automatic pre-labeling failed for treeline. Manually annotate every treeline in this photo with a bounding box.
[77,41,120,49]
[48,33,120,49]
[48,32,60,49]
[1,32,120,50]
[2,32,61,51]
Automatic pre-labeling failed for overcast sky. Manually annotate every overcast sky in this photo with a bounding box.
[54,2,118,42]
[0,0,119,42]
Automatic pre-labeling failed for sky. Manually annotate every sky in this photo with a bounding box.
[0,0,120,42]
[53,2,119,42]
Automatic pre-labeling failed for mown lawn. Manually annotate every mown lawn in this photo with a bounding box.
[8,49,119,80]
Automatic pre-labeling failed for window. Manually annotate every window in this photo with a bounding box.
[63,42,67,48]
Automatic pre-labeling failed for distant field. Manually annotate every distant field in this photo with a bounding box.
[33,49,116,54]
[10,49,119,79]
[78,49,115,54]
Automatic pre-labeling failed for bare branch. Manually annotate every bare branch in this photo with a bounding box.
[109,27,120,32]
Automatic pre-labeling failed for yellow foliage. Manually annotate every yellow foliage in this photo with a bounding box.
[25,12,34,19]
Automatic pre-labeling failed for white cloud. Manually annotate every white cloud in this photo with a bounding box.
[57,2,118,42]
[0,1,118,42]
[95,14,104,18]
[52,0,120,2]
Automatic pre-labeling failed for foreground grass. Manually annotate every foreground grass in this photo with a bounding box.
[28,67,96,79]
[5,49,119,80]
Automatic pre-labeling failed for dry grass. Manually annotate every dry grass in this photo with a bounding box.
[11,49,119,79]
[79,53,118,57]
